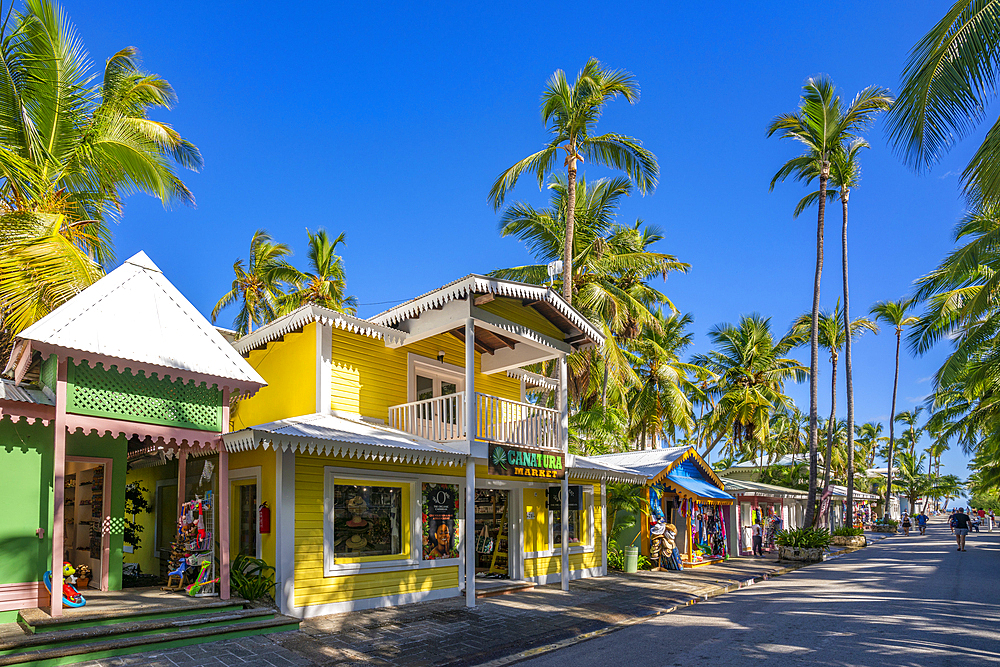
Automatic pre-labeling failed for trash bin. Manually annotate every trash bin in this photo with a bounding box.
[624,546,639,573]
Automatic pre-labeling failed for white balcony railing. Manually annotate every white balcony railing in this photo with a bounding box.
[388,392,563,451]
[388,392,465,442]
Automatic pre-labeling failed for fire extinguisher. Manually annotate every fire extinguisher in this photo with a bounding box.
[259,502,271,534]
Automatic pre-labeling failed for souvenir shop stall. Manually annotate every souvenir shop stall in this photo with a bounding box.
[853,499,874,529]
[721,478,808,557]
[594,447,733,569]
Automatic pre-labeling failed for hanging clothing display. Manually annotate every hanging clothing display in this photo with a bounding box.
[688,502,727,563]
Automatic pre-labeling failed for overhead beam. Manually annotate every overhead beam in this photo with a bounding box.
[449,328,492,355]
[473,293,495,306]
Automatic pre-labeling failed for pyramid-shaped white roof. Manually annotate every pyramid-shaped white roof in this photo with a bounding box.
[14,252,265,390]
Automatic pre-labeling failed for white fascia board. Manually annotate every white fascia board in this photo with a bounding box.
[386,299,471,348]
[470,306,572,354]
[480,344,558,375]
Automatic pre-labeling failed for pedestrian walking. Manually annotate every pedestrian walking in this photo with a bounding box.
[752,522,763,557]
[950,510,958,535]
[953,507,972,551]
[902,513,911,536]
[917,512,928,536]
[990,509,995,532]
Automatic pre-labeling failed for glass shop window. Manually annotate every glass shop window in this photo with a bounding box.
[551,485,589,547]
[332,483,405,559]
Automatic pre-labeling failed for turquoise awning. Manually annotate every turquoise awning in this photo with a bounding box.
[663,459,733,502]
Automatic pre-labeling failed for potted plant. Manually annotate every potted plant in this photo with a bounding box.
[776,528,832,562]
[831,526,867,547]
[872,518,898,534]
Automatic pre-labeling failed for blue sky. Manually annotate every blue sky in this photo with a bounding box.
[69,1,978,486]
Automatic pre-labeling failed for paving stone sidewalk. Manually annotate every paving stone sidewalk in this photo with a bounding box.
[79,545,885,667]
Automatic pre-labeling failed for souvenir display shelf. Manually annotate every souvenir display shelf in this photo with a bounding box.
[178,492,217,597]
[63,466,103,585]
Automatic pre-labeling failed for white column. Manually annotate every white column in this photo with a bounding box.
[465,317,476,608]
[275,446,296,615]
[51,358,68,617]
[559,354,569,591]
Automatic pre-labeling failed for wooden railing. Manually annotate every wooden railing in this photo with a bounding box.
[475,393,561,450]
[387,392,562,450]
[387,392,465,442]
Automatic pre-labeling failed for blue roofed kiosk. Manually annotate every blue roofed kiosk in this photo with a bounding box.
[590,447,734,567]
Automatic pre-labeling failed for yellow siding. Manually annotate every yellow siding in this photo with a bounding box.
[522,480,603,577]
[123,465,168,575]
[478,297,566,341]
[330,328,521,421]
[235,323,317,430]
[228,448,278,568]
[293,453,461,607]
[523,488,548,552]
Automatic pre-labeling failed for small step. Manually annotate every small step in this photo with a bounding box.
[0,607,276,655]
[474,580,536,598]
[19,598,247,634]
[0,614,299,666]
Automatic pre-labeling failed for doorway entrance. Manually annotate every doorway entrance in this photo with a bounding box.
[474,489,510,579]
[64,458,112,590]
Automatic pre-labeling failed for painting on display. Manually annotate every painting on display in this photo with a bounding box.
[422,483,459,559]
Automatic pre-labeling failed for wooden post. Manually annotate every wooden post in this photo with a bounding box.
[219,388,230,600]
[177,445,187,524]
[558,354,569,591]
[464,317,476,608]
[51,358,68,617]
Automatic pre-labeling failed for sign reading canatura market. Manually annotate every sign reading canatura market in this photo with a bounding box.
[488,442,565,479]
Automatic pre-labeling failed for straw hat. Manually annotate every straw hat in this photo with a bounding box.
[346,535,367,550]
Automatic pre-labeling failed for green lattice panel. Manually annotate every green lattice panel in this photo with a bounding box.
[67,362,222,431]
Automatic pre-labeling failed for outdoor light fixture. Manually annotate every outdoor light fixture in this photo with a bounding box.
[438,351,445,363]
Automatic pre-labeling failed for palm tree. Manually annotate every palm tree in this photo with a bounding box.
[279,229,358,315]
[895,408,925,460]
[212,230,302,336]
[492,175,688,410]
[768,77,892,527]
[693,315,807,460]
[793,302,877,524]
[625,310,699,449]
[870,298,919,517]
[855,421,887,470]
[489,59,659,305]
[886,1,1000,208]
[0,0,201,347]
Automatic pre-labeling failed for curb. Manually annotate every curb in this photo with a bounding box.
[476,537,884,667]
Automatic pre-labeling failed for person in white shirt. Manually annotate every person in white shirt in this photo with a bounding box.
[752,522,763,557]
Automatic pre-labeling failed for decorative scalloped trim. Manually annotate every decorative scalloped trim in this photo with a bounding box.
[0,412,51,427]
[232,306,405,354]
[369,275,603,345]
[505,368,559,390]
[225,434,463,468]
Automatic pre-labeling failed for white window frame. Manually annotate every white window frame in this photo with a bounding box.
[323,467,464,576]
[230,466,262,560]
[407,353,466,402]
[542,485,595,557]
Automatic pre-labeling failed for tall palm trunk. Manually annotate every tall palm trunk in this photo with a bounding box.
[805,164,829,528]
[823,351,838,526]
[841,189,857,524]
[563,147,577,305]
[885,328,901,518]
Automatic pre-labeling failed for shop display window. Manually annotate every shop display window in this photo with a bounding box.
[551,486,591,547]
[331,482,406,560]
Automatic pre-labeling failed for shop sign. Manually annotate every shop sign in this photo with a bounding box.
[547,485,582,511]
[422,483,459,560]
[488,442,564,479]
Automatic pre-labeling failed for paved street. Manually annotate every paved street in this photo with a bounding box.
[70,520,994,667]
[523,518,1000,667]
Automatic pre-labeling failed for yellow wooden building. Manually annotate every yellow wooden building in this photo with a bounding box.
[222,275,643,617]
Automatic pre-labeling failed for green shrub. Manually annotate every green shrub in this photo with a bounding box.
[832,526,864,537]
[775,527,832,549]
[231,554,276,602]
[874,517,899,529]
[607,547,654,571]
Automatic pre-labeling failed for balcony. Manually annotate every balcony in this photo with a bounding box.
[388,392,562,451]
